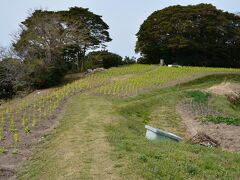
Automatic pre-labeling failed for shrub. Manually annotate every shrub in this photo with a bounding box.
[85,51,123,69]
[25,59,67,89]
[102,53,123,69]
[0,59,27,99]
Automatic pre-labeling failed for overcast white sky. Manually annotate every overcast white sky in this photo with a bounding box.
[0,0,240,57]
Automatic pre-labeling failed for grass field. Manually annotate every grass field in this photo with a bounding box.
[17,74,240,179]
[0,65,240,179]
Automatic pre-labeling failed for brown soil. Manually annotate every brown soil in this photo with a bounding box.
[207,82,240,96]
[0,100,67,180]
[177,104,240,151]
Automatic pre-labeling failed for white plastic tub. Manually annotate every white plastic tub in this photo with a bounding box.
[145,125,182,142]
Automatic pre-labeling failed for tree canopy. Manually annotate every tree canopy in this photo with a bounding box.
[12,7,111,88]
[136,4,240,67]
[14,7,111,70]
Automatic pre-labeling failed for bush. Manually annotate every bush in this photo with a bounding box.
[0,59,27,99]
[84,51,103,69]
[85,51,123,69]
[102,53,123,69]
[25,59,67,89]
[137,57,148,64]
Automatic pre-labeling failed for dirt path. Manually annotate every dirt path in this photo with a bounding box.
[177,104,240,151]
[17,95,121,180]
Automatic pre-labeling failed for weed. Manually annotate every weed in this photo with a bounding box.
[0,146,6,154]
[12,148,18,155]
[24,127,31,134]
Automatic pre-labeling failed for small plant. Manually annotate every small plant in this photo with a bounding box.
[24,127,31,134]
[21,118,27,127]
[139,153,148,162]
[32,117,36,128]
[12,148,18,154]
[10,117,17,133]
[0,146,6,154]
[0,129,3,141]
[14,131,20,143]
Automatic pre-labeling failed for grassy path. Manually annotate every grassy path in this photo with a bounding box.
[18,95,121,180]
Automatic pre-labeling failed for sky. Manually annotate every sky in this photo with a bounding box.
[1,0,240,57]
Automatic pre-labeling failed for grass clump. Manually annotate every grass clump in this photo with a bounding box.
[187,90,210,104]
[204,116,240,126]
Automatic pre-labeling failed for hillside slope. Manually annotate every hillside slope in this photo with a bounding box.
[18,74,240,179]
[0,65,240,179]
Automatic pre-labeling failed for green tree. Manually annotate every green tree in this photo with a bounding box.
[102,52,123,69]
[136,4,240,67]
[13,7,111,88]
[123,56,136,65]
[14,7,111,70]
[61,7,112,71]
[85,51,123,69]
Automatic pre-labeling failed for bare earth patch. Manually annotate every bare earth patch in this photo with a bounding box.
[177,104,240,151]
[0,99,66,180]
[207,82,240,96]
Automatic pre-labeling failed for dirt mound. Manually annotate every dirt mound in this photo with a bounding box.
[207,82,240,96]
[177,104,240,151]
[189,132,220,148]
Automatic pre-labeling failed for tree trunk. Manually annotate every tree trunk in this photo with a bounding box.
[78,45,87,72]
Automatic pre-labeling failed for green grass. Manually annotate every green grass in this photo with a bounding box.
[187,90,210,104]
[196,84,240,126]
[1,65,240,153]
[18,95,123,179]
[93,65,240,96]
[106,74,240,179]
[204,116,240,126]
[4,66,239,179]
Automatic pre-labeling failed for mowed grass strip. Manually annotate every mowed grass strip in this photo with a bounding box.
[18,95,123,180]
